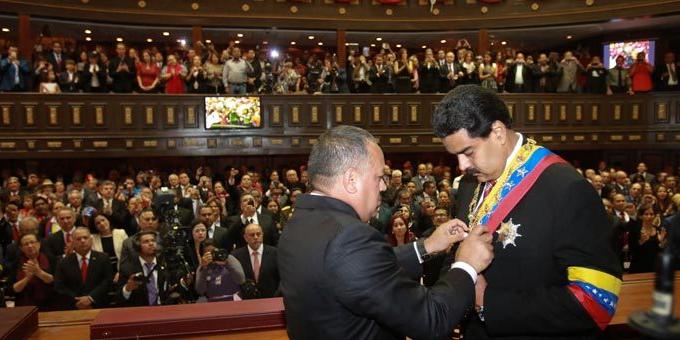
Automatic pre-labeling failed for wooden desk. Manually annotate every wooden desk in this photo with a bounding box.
[26,273,680,339]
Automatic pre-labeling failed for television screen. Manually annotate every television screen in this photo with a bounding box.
[205,96,261,129]
[603,40,655,69]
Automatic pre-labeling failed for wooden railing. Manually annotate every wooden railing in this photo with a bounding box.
[0,92,679,159]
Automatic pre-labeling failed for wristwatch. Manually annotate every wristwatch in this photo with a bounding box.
[416,238,433,262]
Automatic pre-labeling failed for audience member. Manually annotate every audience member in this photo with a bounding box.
[231,223,279,298]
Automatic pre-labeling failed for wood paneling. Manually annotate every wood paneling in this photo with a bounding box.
[0,92,678,159]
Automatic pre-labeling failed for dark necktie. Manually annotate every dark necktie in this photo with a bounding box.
[618,68,623,88]
[145,263,158,305]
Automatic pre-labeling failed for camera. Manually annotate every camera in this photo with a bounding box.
[212,249,229,262]
[132,272,146,284]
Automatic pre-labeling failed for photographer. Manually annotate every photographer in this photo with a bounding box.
[195,239,245,302]
[118,231,170,306]
[226,194,278,251]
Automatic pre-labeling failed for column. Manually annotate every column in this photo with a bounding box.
[336,29,346,68]
[477,29,489,54]
[18,14,31,60]
[192,26,203,52]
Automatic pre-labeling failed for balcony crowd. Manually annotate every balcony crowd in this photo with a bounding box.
[1,39,678,95]
[0,158,678,311]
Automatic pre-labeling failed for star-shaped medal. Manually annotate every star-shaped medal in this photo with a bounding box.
[496,218,522,249]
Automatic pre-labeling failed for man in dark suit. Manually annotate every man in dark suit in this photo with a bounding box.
[119,208,162,267]
[439,51,463,93]
[54,227,113,309]
[231,223,279,298]
[58,59,81,93]
[1,202,20,255]
[225,194,278,251]
[629,162,655,184]
[433,85,622,338]
[46,41,66,75]
[505,52,534,93]
[410,163,435,192]
[198,206,229,249]
[118,231,168,306]
[278,125,494,339]
[92,180,127,228]
[108,42,136,93]
[45,207,77,259]
[368,54,391,93]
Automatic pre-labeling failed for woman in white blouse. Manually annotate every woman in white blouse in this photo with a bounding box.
[91,213,128,274]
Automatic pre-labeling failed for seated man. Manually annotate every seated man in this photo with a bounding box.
[231,223,279,298]
[54,227,113,310]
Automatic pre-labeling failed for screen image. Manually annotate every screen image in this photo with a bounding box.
[603,40,655,69]
[205,97,261,129]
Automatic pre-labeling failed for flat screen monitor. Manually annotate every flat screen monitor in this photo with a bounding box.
[205,96,261,129]
[603,39,655,69]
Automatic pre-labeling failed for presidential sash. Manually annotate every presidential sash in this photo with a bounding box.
[468,138,566,234]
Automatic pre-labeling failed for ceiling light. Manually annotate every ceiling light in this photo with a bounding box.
[566,35,573,39]
[162,32,170,36]
[1,28,10,32]
[116,37,123,42]
[84,29,92,34]
[263,41,268,45]
[205,39,212,43]
[318,42,323,46]
[235,40,240,44]
[501,41,507,45]
[440,39,447,44]
[308,35,315,40]
[146,38,153,43]
[370,44,376,47]
[376,37,382,41]
[421,45,427,49]
[85,37,92,41]
[237,33,244,38]
[395,44,402,48]
[291,41,296,45]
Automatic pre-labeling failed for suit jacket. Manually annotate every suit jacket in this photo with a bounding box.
[278,194,474,340]
[410,175,435,192]
[93,198,127,228]
[225,213,278,251]
[46,229,69,259]
[117,256,168,307]
[80,62,107,92]
[108,56,136,93]
[58,71,81,92]
[92,228,128,269]
[46,52,66,74]
[119,232,163,267]
[231,245,280,298]
[454,162,622,339]
[439,61,462,92]
[209,225,230,251]
[0,57,30,91]
[54,250,113,309]
[505,62,534,93]
[368,64,392,93]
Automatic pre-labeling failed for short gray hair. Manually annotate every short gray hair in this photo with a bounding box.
[308,125,376,191]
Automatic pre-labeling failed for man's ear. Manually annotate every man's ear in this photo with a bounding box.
[342,167,359,195]
[491,120,508,145]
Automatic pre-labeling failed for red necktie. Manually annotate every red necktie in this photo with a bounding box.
[66,232,72,244]
[482,180,496,200]
[81,257,88,283]
[12,223,19,241]
[252,251,261,283]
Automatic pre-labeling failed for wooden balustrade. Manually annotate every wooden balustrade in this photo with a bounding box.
[0,92,678,159]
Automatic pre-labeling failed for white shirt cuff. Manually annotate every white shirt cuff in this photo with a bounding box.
[451,261,478,284]
[413,242,424,264]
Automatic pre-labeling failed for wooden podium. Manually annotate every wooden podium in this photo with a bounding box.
[0,306,38,340]
[90,298,285,339]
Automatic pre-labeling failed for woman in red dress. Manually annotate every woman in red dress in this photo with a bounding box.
[136,50,160,93]
[629,51,654,94]
[161,54,187,94]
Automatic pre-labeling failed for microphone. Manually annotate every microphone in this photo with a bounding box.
[628,246,680,338]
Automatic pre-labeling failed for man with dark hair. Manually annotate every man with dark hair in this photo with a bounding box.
[279,125,494,339]
[54,227,113,309]
[119,208,160,266]
[92,180,126,227]
[117,231,168,306]
[225,194,277,251]
[432,85,622,338]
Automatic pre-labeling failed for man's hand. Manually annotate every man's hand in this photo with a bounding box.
[75,296,93,309]
[423,219,469,254]
[455,226,494,273]
[475,274,487,307]
[64,241,75,255]
[124,274,141,292]
[200,252,213,268]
